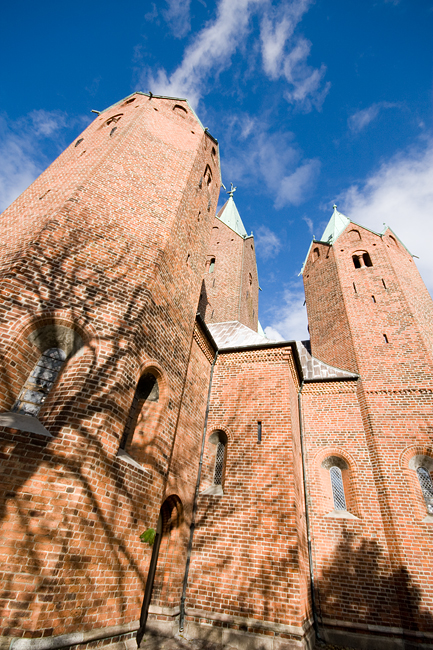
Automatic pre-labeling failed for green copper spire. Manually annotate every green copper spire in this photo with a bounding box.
[217,184,248,238]
[320,204,351,244]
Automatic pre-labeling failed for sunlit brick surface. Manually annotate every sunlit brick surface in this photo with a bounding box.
[0,94,220,639]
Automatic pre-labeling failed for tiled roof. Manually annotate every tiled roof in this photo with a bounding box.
[208,321,358,381]
[296,340,358,381]
[208,321,273,349]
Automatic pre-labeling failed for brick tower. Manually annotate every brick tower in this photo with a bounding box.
[1,91,433,650]
[198,186,259,331]
[0,93,221,642]
[301,206,433,646]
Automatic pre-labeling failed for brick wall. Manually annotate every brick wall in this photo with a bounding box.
[199,222,259,332]
[303,222,433,641]
[186,346,311,635]
[0,94,219,640]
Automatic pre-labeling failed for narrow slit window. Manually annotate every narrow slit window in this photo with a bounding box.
[372,295,376,303]
[383,333,389,343]
[417,467,433,514]
[382,279,387,289]
[257,421,262,444]
[209,257,215,273]
[214,441,226,485]
[353,282,357,293]
[330,466,346,510]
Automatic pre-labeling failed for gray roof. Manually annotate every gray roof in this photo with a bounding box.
[296,340,358,381]
[217,197,248,238]
[208,321,272,349]
[208,321,358,381]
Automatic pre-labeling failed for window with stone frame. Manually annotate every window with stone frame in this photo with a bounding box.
[12,348,67,417]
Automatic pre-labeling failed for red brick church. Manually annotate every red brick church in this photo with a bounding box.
[0,93,432,650]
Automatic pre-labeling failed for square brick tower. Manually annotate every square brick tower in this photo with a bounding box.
[0,93,221,643]
[198,187,259,332]
[301,206,433,647]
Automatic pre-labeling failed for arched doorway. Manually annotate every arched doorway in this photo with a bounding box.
[137,495,184,646]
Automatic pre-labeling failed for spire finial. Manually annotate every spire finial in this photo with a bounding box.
[227,182,237,198]
[333,204,337,210]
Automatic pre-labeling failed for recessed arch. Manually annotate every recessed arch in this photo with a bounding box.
[348,229,361,241]
[173,104,187,116]
[105,114,123,126]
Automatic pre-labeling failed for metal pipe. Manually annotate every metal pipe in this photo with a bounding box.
[179,350,219,632]
[298,380,322,642]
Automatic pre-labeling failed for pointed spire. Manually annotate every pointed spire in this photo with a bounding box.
[320,204,350,244]
[217,184,248,238]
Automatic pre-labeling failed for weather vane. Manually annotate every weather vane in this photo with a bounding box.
[227,182,237,198]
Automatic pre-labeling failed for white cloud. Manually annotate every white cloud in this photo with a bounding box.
[275,158,320,208]
[264,282,308,341]
[339,141,433,295]
[255,225,282,260]
[348,101,398,133]
[0,110,85,213]
[162,0,192,38]
[260,1,330,111]
[281,37,330,111]
[144,3,158,21]
[30,109,67,137]
[222,121,320,208]
[302,215,313,235]
[138,0,328,111]
[141,0,261,107]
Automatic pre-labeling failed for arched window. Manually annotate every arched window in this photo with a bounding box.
[105,114,123,126]
[313,247,320,261]
[352,254,361,269]
[214,438,226,485]
[320,455,357,517]
[416,467,433,515]
[363,252,373,267]
[12,347,67,417]
[120,372,159,450]
[352,252,373,268]
[209,257,215,273]
[204,164,212,186]
[330,466,347,510]
[202,430,227,495]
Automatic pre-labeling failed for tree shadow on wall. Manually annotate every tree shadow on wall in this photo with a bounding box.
[0,202,197,637]
[314,526,433,647]
[180,374,310,647]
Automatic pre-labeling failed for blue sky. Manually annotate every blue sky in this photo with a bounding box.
[1,0,432,339]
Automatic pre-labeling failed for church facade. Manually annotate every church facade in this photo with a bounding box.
[0,93,432,650]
